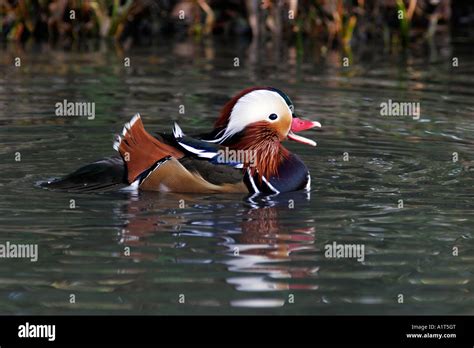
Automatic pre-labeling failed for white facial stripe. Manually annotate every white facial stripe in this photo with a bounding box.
[220,90,292,141]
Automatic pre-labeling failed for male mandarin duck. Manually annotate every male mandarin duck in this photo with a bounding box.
[45,87,321,194]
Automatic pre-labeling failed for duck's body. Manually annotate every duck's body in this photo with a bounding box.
[45,87,321,195]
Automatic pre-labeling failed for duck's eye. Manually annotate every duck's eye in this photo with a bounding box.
[268,113,278,121]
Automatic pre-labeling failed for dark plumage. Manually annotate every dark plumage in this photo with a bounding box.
[43,157,127,192]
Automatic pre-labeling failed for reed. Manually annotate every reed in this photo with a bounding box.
[0,0,456,49]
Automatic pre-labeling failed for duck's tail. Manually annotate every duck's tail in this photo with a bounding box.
[42,114,184,192]
[40,156,128,192]
[113,114,184,184]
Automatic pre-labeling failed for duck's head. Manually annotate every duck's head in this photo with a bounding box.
[212,86,321,147]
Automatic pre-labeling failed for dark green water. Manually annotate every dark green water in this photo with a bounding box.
[0,38,473,314]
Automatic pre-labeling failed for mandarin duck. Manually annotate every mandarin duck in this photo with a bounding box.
[45,87,321,194]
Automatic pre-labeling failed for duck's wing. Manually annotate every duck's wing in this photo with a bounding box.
[138,156,247,193]
[168,123,245,185]
[42,117,247,194]
[179,156,243,186]
[169,123,243,168]
[115,116,247,193]
[114,114,185,184]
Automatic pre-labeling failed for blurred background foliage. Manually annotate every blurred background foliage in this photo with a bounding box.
[0,0,473,49]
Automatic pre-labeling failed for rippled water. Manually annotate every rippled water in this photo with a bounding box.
[0,38,473,314]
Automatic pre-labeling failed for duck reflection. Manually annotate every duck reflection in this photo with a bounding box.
[116,190,318,292]
[225,193,318,292]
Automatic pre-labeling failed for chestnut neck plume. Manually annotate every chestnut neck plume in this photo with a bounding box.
[229,122,289,179]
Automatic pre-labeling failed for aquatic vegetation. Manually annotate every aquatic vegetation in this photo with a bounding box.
[0,0,461,49]
[396,0,410,47]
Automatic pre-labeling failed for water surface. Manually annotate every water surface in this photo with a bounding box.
[0,38,473,314]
